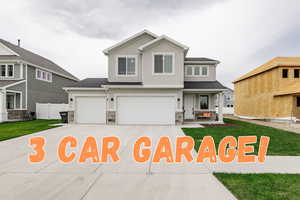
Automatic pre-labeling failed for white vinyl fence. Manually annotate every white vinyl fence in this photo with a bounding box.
[36,103,69,119]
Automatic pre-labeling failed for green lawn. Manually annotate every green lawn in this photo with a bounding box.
[182,118,300,156]
[214,173,300,200]
[0,120,61,141]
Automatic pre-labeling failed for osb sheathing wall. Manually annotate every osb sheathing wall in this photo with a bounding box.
[234,67,297,118]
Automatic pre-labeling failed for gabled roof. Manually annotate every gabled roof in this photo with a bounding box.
[138,35,189,52]
[0,39,78,81]
[103,30,158,55]
[233,57,300,83]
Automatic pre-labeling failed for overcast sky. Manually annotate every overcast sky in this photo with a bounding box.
[1,0,300,88]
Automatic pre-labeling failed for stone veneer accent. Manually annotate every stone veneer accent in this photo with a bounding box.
[68,111,75,123]
[176,112,184,125]
[7,110,27,120]
[107,111,116,125]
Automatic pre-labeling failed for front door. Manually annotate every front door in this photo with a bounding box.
[184,94,194,119]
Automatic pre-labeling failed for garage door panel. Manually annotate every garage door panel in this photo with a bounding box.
[117,96,175,125]
[76,97,106,124]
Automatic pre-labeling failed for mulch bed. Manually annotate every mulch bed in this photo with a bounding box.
[201,123,239,127]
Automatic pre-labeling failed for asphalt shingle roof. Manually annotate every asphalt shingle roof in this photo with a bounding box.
[0,39,78,81]
[184,81,227,90]
[67,78,142,88]
[185,57,219,63]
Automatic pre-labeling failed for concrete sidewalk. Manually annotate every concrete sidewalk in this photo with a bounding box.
[0,125,237,200]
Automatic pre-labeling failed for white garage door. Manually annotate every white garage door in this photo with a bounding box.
[76,96,106,124]
[117,96,176,125]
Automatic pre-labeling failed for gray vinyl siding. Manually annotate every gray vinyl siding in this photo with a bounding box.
[108,34,155,82]
[184,64,217,81]
[6,82,26,108]
[27,65,77,112]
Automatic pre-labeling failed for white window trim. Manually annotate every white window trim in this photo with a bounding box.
[0,64,14,78]
[185,65,209,77]
[152,52,175,75]
[115,55,138,77]
[36,69,52,82]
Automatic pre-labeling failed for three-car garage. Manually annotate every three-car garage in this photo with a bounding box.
[73,94,177,125]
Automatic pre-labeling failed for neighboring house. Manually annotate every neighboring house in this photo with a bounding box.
[233,57,300,121]
[0,39,78,122]
[64,30,227,125]
[223,87,234,107]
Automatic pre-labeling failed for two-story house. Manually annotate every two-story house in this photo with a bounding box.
[0,39,78,123]
[233,57,300,121]
[65,30,227,125]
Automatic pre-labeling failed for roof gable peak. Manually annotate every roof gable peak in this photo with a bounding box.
[103,29,158,55]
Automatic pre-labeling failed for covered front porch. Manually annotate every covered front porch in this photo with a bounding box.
[0,89,26,122]
[183,91,224,124]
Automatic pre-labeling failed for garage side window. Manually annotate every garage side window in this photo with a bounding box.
[117,56,136,76]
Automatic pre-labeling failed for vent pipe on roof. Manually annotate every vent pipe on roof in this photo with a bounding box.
[17,39,20,47]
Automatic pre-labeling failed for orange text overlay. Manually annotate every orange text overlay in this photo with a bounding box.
[28,136,270,164]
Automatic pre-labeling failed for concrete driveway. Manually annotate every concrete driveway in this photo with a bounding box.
[0,125,236,200]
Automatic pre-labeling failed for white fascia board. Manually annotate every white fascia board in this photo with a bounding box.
[138,35,189,52]
[2,80,26,89]
[0,42,20,56]
[22,60,79,81]
[102,30,159,55]
[103,85,184,89]
[63,87,107,91]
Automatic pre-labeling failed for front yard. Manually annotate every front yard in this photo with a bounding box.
[0,120,61,141]
[214,173,300,200]
[182,118,300,156]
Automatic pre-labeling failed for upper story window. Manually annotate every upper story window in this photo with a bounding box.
[117,56,137,76]
[294,69,299,78]
[0,64,14,78]
[36,69,52,82]
[282,69,288,78]
[153,53,174,74]
[185,65,209,77]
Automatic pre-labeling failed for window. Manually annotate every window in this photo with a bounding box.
[282,69,288,78]
[194,66,200,76]
[6,95,14,109]
[36,69,52,82]
[294,69,299,78]
[200,95,209,110]
[117,56,136,75]
[154,53,173,74]
[0,64,14,78]
[186,66,193,76]
[0,65,5,77]
[185,65,209,77]
[297,97,300,107]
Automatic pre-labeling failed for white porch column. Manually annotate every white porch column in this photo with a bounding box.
[218,92,224,123]
[0,89,7,122]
